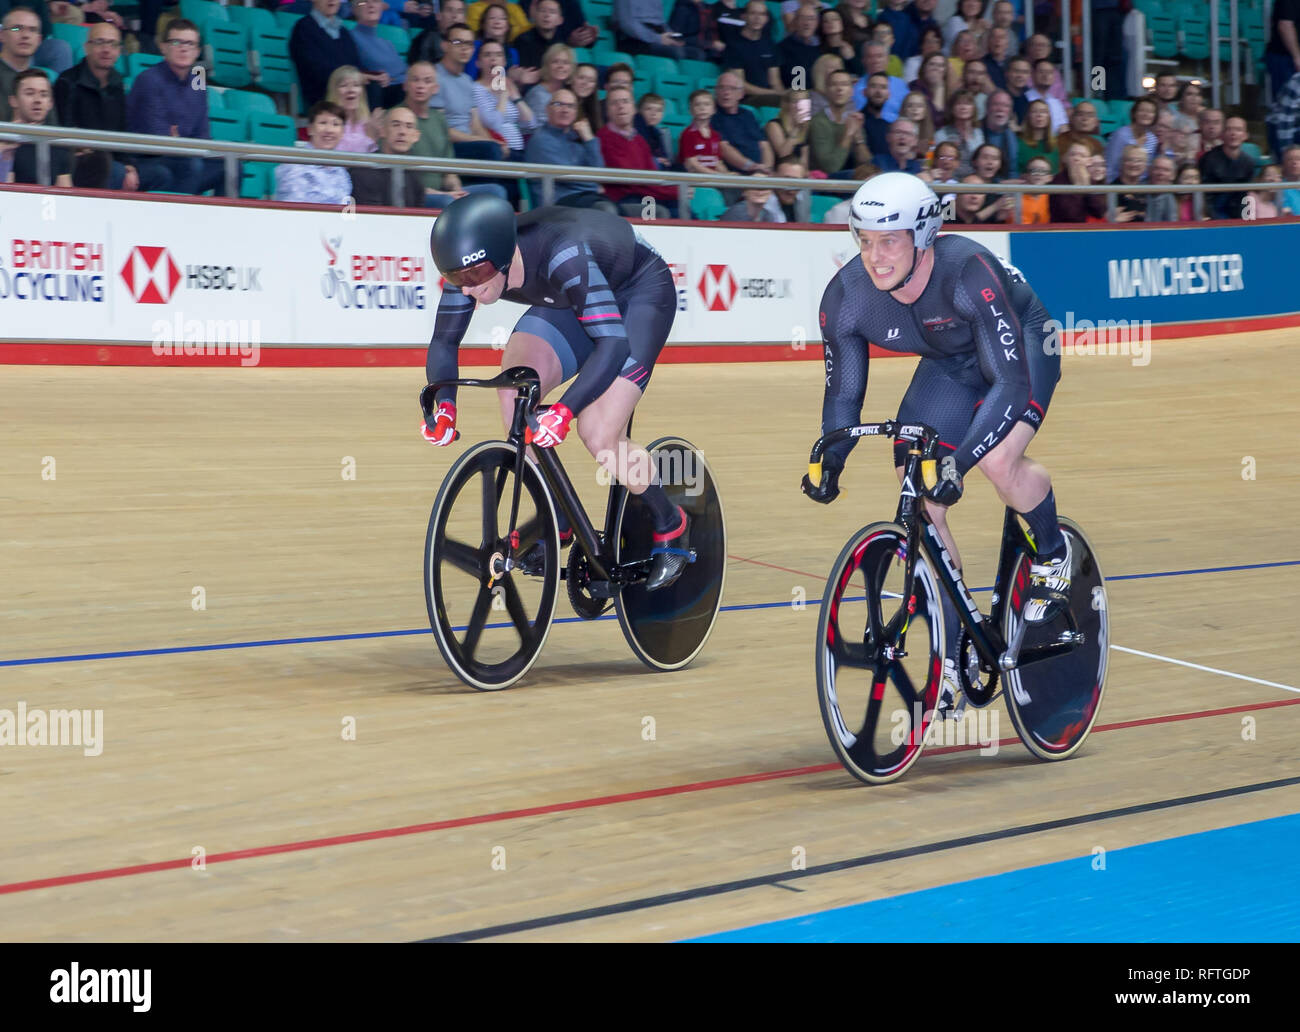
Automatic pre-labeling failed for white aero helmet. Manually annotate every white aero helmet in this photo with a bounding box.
[848,172,943,250]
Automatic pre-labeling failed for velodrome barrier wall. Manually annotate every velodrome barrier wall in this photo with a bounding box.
[0,189,1296,364]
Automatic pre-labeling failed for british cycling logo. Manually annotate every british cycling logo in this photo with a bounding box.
[0,238,106,302]
[321,234,427,311]
[119,245,263,304]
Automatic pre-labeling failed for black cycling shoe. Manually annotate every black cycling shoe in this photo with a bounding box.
[645,507,694,592]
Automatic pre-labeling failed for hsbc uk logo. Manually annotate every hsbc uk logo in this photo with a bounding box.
[698,264,794,310]
[120,245,181,304]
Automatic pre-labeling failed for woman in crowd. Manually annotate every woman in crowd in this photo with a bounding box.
[523,43,575,117]
[472,40,537,163]
[820,8,862,76]
[911,52,952,130]
[1017,98,1058,174]
[765,89,812,167]
[326,66,379,153]
[932,90,984,175]
[899,90,937,158]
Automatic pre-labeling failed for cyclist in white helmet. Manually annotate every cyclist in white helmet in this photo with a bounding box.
[802,171,1069,716]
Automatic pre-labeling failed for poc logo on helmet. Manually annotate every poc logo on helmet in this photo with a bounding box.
[461,248,488,266]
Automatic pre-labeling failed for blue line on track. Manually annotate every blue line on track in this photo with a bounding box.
[689,812,1300,942]
[3,559,1296,669]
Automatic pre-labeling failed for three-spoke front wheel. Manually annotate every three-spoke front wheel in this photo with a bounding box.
[815,523,945,785]
[425,442,560,690]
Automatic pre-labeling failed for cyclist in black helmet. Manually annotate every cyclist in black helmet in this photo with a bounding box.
[424,193,691,591]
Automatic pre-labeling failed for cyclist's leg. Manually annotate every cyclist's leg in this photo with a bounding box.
[495,309,572,430]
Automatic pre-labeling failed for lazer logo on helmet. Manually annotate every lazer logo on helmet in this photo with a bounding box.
[461,249,488,266]
[916,202,942,220]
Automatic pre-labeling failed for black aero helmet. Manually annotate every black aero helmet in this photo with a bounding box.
[429,193,517,288]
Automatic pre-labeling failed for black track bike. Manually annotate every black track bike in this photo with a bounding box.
[808,420,1109,785]
[420,367,726,690]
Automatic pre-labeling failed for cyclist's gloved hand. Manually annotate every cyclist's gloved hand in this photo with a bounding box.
[802,452,844,504]
[926,454,963,506]
[526,402,574,449]
[421,401,457,446]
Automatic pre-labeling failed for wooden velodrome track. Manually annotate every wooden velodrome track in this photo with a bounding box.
[0,331,1296,942]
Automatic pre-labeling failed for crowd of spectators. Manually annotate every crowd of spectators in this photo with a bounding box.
[3,0,1300,223]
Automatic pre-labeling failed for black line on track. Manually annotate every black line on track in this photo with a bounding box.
[418,774,1300,942]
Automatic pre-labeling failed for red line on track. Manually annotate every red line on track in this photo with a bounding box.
[2,698,1298,898]
[728,554,825,579]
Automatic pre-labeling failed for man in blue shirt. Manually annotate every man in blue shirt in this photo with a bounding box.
[524,87,620,212]
[125,18,227,194]
[873,117,923,172]
[853,41,906,120]
[351,0,407,101]
[712,70,773,173]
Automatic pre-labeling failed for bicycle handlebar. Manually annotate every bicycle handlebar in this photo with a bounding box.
[807,421,940,485]
[419,365,547,436]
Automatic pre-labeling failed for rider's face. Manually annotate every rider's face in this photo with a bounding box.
[858,230,915,291]
[462,269,507,304]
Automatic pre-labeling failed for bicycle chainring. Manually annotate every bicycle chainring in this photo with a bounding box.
[957,628,999,708]
[567,546,613,620]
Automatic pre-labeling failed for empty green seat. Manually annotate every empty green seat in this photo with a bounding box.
[221,89,278,115]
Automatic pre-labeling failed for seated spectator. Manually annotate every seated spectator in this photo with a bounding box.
[839,0,874,51]
[909,52,951,130]
[467,3,521,81]
[920,138,961,208]
[1023,34,1066,103]
[352,0,408,101]
[465,0,531,39]
[981,89,1018,173]
[613,0,706,59]
[1197,107,1225,157]
[8,3,73,76]
[898,89,935,156]
[678,87,724,171]
[605,61,636,91]
[868,22,904,79]
[437,22,512,163]
[724,2,783,104]
[54,22,160,191]
[1145,153,1179,223]
[1105,96,1158,181]
[669,0,729,62]
[554,0,600,49]
[932,90,984,175]
[901,24,943,84]
[856,40,907,118]
[809,69,871,176]
[597,85,678,216]
[1154,106,1196,166]
[947,29,979,85]
[711,0,750,49]
[408,0,468,65]
[820,9,861,76]
[989,0,1022,44]
[961,59,992,120]
[770,156,807,220]
[1004,56,1032,123]
[1280,145,1300,215]
[874,116,922,173]
[0,5,43,122]
[1055,100,1105,161]
[1016,98,1058,175]
[982,25,1012,90]
[523,42,574,115]
[472,40,537,162]
[779,0,828,33]
[399,61,508,208]
[943,0,989,53]
[515,0,565,71]
[1024,59,1069,132]
[125,19,226,195]
[858,72,892,155]
[808,53,844,116]
[970,140,1006,182]
[1173,80,1205,135]
[4,68,72,186]
[946,174,1001,224]
[720,174,786,221]
[1150,71,1180,113]
[524,87,618,211]
[778,4,822,87]
[1198,115,1256,219]
[713,70,774,173]
[1111,143,1150,223]
[1018,156,1053,224]
[1266,71,1300,158]
[572,62,603,131]
[327,66,380,152]
[1049,142,1106,223]
[274,101,352,204]
[1175,161,1206,220]
[765,88,812,167]
[290,0,364,110]
[635,92,672,169]
[349,105,427,207]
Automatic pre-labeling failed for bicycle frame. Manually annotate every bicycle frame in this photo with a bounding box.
[420,366,635,586]
[810,422,1080,675]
